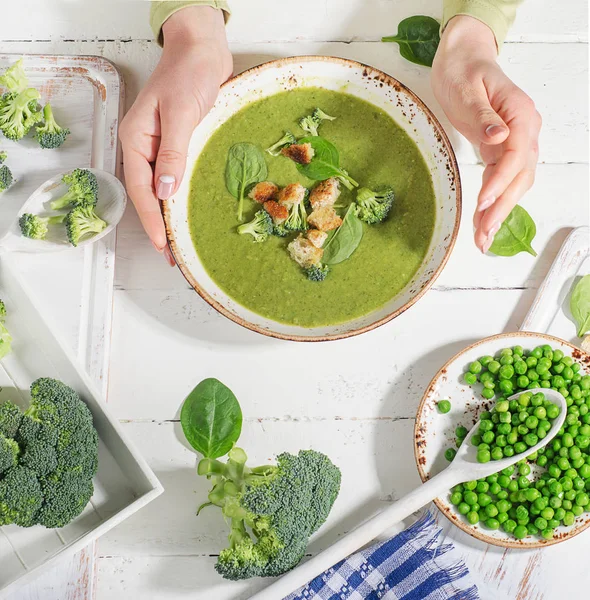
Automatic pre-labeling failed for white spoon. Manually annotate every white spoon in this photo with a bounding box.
[250,388,567,600]
[0,168,127,253]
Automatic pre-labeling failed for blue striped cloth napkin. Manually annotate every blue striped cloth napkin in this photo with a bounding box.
[285,512,479,600]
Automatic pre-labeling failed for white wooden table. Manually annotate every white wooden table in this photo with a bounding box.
[1,1,588,599]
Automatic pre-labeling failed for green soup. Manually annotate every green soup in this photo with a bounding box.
[189,88,436,327]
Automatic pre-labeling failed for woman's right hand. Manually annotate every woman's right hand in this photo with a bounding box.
[119,6,232,265]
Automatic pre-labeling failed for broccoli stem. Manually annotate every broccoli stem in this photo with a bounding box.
[228,518,250,549]
[198,457,229,477]
[50,190,77,211]
[337,169,359,191]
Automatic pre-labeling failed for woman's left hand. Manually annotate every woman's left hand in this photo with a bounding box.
[432,15,542,253]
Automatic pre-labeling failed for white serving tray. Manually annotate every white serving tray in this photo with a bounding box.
[522,226,590,340]
[0,255,163,598]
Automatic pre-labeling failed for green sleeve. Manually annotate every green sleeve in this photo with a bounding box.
[150,1,230,45]
[442,0,523,48]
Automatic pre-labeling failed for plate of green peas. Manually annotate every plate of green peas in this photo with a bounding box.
[414,332,590,548]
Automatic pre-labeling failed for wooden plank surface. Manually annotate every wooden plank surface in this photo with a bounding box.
[0,1,587,599]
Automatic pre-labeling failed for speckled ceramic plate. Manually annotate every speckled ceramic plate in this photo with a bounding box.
[163,56,461,341]
[415,331,590,548]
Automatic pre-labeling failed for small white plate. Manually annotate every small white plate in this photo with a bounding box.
[415,331,590,548]
[1,168,127,253]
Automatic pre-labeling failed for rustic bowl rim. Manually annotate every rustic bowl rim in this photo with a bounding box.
[163,55,462,342]
[414,330,590,548]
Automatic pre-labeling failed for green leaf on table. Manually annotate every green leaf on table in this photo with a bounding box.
[489,205,538,257]
[180,378,242,459]
[382,16,441,68]
[225,142,268,222]
[322,204,364,265]
[570,275,590,338]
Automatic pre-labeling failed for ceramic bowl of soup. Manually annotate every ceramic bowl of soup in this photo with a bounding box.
[163,56,461,341]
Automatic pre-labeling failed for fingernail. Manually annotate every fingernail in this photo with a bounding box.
[482,237,493,254]
[486,221,501,238]
[164,246,176,267]
[151,240,163,254]
[478,195,496,212]
[157,175,176,200]
[486,124,506,138]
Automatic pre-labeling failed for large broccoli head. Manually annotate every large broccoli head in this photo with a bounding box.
[0,378,98,529]
[198,448,341,581]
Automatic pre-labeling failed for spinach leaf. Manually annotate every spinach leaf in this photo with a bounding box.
[296,136,358,190]
[322,204,364,265]
[489,205,537,257]
[570,275,590,338]
[225,143,268,222]
[382,16,440,68]
[180,378,242,459]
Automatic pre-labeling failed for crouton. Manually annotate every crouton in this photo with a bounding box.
[309,178,340,209]
[278,183,306,208]
[308,206,342,232]
[263,200,288,224]
[248,181,279,204]
[307,229,328,248]
[281,143,314,165]
[288,235,324,268]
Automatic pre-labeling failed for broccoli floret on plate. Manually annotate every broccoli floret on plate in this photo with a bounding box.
[35,104,70,149]
[65,204,107,246]
[50,168,99,211]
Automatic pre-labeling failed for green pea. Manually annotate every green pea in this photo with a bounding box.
[486,518,500,530]
[479,419,493,433]
[464,491,478,505]
[553,363,565,375]
[553,349,564,363]
[455,425,468,439]
[458,502,470,515]
[499,365,515,380]
[541,507,554,520]
[464,372,477,385]
[444,448,456,461]
[517,376,530,388]
[572,504,584,517]
[503,519,517,533]
[480,355,494,367]
[514,360,527,375]
[482,388,495,400]
[469,361,483,374]
[575,492,589,506]
[450,492,463,505]
[513,345,524,357]
[525,488,540,502]
[491,447,504,460]
[488,361,501,374]
[563,511,575,526]
[485,504,499,518]
[482,431,495,444]
[467,511,479,524]
[477,450,491,463]
[437,399,451,413]
[542,528,554,540]
[513,525,528,539]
